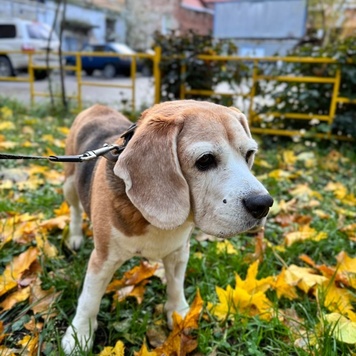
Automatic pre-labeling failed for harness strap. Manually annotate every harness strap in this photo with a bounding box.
[0,123,137,163]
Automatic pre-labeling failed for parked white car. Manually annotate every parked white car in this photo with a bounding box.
[0,18,60,79]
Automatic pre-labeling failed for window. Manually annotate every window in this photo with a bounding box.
[26,23,58,41]
[0,25,16,39]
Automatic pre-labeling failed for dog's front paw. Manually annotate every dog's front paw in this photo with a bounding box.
[68,234,84,250]
[61,325,94,355]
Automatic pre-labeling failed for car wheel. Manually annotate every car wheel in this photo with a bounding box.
[85,69,94,76]
[0,56,14,77]
[102,64,116,78]
[34,69,49,80]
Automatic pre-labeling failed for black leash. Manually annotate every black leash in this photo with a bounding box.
[0,124,137,163]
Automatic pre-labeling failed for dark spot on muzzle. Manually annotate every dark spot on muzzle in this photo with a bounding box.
[243,194,274,219]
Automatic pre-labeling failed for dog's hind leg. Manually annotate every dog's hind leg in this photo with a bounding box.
[63,175,84,249]
[62,249,124,354]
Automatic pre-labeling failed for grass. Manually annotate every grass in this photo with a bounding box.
[0,97,356,355]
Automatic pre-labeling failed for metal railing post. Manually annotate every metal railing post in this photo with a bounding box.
[153,46,161,104]
[28,53,35,106]
[248,59,258,124]
[131,56,137,112]
[76,52,82,111]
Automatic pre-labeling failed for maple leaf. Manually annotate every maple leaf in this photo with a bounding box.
[336,251,356,273]
[324,313,356,344]
[269,198,297,216]
[17,334,39,356]
[0,321,8,344]
[99,340,125,356]
[0,121,15,130]
[29,278,61,318]
[268,169,294,180]
[154,290,203,355]
[40,215,69,231]
[24,316,43,332]
[340,223,356,240]
[135,342,157,356]
[107,261,157,305]
[0,286,31,311]
[0,247,39,297]
[284,264,327,294]
[0,213,44,245]
[324,182,348,200]
[271,268,298,300]
[320,282,356,318]
[236,260,273,294]
[296,151,316,168]
[53,201,70,216]
[284,225,327,246]
[216,240,237,255]
[290,184,322,201]
[208,261,274,320]
[136,291,203,355]
[282,150,297,166]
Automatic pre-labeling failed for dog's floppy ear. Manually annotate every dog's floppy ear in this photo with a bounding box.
[113,116,190,230]
[229,106,252,138]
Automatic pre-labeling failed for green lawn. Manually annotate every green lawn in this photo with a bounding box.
[0,98,355,355]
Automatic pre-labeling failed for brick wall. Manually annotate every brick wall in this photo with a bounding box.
[175,5,213,35]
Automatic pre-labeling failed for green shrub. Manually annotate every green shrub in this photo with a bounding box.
[153,31,356,139]
[253,37,356,138]
[152,30,240,105]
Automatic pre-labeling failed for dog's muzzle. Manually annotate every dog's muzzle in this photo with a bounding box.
[243,194,274,219]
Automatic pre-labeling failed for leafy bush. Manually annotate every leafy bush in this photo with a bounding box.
[249,37,356,138]
[152,30,241,105]
[154,31,356,139]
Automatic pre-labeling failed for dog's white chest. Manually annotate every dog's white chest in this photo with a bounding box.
[110,222,194,261]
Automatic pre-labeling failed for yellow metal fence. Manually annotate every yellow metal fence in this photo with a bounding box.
[0,48,355,139]
[0,48,162,112]
[180,54,355,140]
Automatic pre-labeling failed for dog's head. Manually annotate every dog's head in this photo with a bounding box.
[114,100,273,238]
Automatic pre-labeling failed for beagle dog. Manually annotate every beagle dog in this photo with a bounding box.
[61,100,273,353]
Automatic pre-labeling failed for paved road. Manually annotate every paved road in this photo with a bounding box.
[0,72,156,112]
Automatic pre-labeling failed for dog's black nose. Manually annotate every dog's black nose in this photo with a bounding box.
[243,194,274,219]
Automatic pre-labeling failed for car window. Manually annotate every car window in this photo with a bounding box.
[26,23,58,41]
[82,44,93,52]
[93,45,106,52]
[0,24,16,39]
[110,43,136,55]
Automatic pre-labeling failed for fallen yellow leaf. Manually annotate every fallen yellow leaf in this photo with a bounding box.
[0,247,39,297]
[17,334,39,356]
[99,340,125,356]
[324,182,348,199]
[324,313,356,344]
[29,278,60,317]
[0,286,31,311]
[216,240,237,254]
[284,264,327,294]
[284,225,327,246]
[272,269,298,300]
[0,121,15,130]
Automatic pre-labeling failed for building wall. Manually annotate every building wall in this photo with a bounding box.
[0,0,126,50]
[175,5,213,35]
[125,0,213,51]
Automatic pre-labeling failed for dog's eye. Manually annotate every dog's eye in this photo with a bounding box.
[245,150,255,163]
[195,154,217,171]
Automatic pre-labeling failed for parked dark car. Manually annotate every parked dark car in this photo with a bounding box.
[66,43,144,78]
